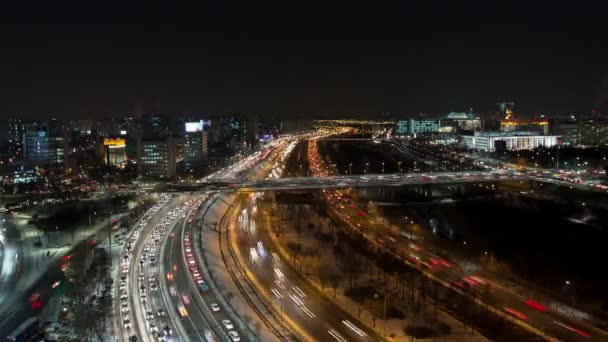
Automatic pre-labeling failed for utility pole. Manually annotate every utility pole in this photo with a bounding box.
[108,210,112,272]
[383,293,387,335]
[556,144,560,171]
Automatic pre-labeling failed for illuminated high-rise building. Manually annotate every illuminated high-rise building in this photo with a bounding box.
[183,121,208,174]
[7,118,26,161]
[139,136,175,179]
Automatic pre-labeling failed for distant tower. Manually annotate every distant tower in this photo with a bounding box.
[498,102,515,120]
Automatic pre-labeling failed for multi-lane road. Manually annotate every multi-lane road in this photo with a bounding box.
[323,188,607,342]
[174,169,608,193]
[229,197,382,342]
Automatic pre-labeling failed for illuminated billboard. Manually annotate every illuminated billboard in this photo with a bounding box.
[103,138,126,147]
[259,134,273,142]
[185,121,204,132]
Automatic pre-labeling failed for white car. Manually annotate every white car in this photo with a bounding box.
[149,321,159,333]
[222,319,234,330]
[210,303,220,312]
[228,331,240,341]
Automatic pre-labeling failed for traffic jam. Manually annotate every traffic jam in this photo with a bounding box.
[118,194,181,341]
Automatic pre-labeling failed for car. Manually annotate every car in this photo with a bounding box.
[156,308,166,317]
[123,318,132,329]
[149,321,159,333]
[228,331,240,341]
[222,319,234,330]
[177,305,188,317]
[163,325,172,336]
[121,302,130,313]
[210,303,220,312]
[146,312,154,320]
[170,286,177,296]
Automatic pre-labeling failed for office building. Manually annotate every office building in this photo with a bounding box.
[576,120,608,147]
[103,137,127,167]
[395,119,441,135]
[7,118,26,161]
[183,121,208,174]
[139,136,175,179]
[500,119,549,135]
[553,120,578,145]
[228,114,249,150]
[460,131,559,151]
[23,121,49,161]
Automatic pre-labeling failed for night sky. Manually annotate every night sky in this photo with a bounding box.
[0,3,606,119]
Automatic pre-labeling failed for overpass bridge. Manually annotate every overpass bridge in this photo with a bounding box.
[169,171,540,192]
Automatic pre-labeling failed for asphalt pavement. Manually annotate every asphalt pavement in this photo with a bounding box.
[232,198,382,342]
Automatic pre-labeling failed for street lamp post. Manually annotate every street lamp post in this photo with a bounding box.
[397,161,402,174]
[365,162,369,174]
[381,162,385,174]
[349,163,352,175]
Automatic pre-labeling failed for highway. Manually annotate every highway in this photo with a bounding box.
[172,170,608,193]
[160,209,211,341]
[159,194,255,342]
[323,187,606,341]
[117,194,189,342]
[231,197,382,342]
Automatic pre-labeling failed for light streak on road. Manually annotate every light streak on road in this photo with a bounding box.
[328,329,349,342]
[342,320,367,337]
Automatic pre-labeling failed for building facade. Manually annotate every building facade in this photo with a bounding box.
[23,120,64,167]
[139,136,175,179]
[395,119,441,135]
[7,118,26,161]
[183,121,208,174]
[576,120,608,147]
[460,132,559,151]
[103,137,127,167]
